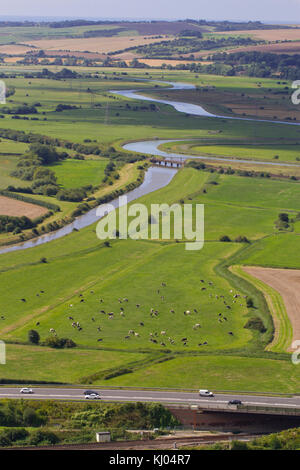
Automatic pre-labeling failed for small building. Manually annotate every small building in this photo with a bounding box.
[96,431,111,443]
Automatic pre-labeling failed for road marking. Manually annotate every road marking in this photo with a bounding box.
[0,393,299,409]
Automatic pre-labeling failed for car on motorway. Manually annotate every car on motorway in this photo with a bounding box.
[228,399,242,405]
[20,388,33,394]
[85,393,101,400]
[199,389,214,397]
[84,390,101,399]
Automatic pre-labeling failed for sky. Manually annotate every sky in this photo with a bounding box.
[1,0,300,23]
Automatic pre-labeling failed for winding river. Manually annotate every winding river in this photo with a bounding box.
[113,81,300,167]
[0,166,177,255]
[1,79,299,254]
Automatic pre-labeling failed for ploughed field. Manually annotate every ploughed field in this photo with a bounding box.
[0,196,48,218]
[243,266,300,349]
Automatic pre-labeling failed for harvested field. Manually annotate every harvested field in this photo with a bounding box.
[215,28,300,41]
[243,266,300,350]
[0,44,35,55]
[227,41,300,55]
[0,196,47,219]
[23,35,174,54]
[135,58,209,67]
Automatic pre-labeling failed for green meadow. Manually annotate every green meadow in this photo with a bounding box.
[185,143,300,164]
[0,67,298,391]
[48,158,109,189]
[100,355,299,394]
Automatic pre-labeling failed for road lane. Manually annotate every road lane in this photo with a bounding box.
[0,387,299,409]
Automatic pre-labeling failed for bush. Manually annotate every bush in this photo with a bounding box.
[23,408,45,427]
[244,317,266,333]
[234,235,250,243]
[219,235,231,242]
[2,428,29,443]
[43,336,76,349]
[28,329,40,345]
[28,430,60,446]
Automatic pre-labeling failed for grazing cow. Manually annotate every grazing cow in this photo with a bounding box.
[161,331,166,336]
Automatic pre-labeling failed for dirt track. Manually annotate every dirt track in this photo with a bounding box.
[243,267,300,348]
[0,196,47,219]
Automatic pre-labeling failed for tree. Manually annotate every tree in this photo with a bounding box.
[28,329,40,345]
[278,213,289,223]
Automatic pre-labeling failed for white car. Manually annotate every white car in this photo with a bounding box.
[20,388,33,394]
[199,389,214,397]
[85,393,101,400]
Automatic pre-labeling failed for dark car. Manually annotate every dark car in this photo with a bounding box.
[84,390,100,397]
[228,399,242,405]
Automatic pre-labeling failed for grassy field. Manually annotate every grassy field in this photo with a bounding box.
[48,158,109,189]
[2,343,145,384]
[99,354,299,393]
[183,143,300,164]
[0,139,30,189]
[4,242,252,351]
[236,233,300,269]
[0,66,298,392]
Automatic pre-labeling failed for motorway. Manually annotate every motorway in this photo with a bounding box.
[0,387,300,409]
